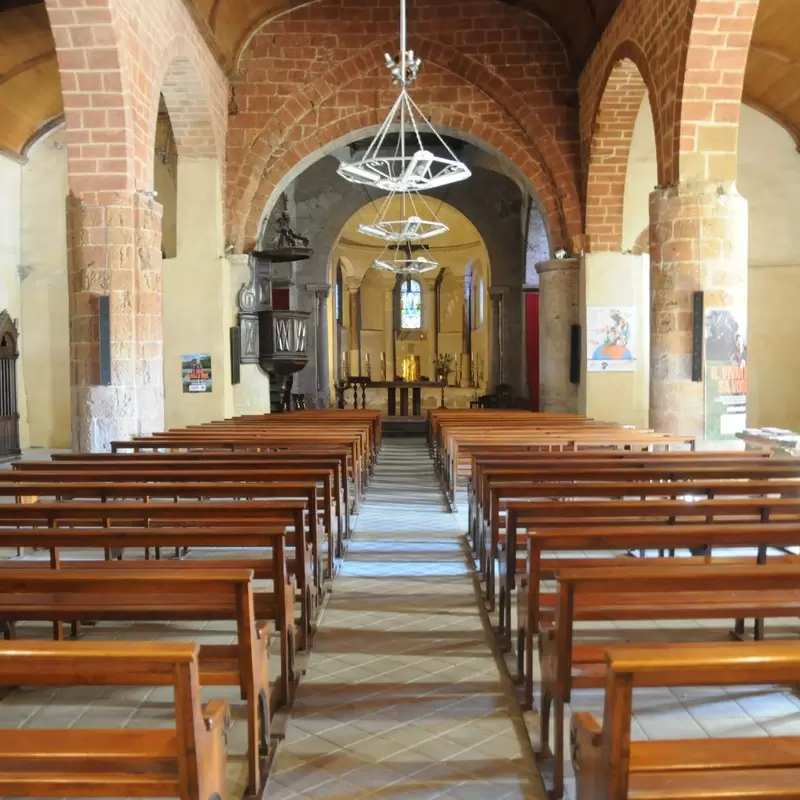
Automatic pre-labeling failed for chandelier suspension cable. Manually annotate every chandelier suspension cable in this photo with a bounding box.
[338,0,471,273]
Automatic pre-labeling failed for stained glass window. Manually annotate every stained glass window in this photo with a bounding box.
[400,279,422,329]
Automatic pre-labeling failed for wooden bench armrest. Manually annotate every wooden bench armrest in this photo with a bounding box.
[203,698,231,732]
[255,621,270,641]
[571,711,601,746]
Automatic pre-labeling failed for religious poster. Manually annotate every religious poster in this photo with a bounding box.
[704,308,747,440]
[586,306,636,372]
[182,353,213,393]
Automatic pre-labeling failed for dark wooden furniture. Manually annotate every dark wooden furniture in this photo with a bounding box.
[370,381,440,417]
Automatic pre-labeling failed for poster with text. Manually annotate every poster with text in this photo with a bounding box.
[182,353,213,393]
[587,306,636,372]
[704,308,746,440]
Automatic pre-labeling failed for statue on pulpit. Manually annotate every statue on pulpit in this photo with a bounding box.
[273,211,310,249]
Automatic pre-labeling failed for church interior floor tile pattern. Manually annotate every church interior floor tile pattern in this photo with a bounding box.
[1,441,800,798]
[265,437,544,799]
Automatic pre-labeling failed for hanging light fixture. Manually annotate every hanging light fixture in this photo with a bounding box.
[337,0,471,194]
[372,240,439,275]
[356,190,448,242]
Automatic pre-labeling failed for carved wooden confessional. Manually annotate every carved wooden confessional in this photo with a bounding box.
[0,312,21,458]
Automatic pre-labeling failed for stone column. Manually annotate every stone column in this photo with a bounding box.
[344,276,361,377]
[536,258,579,412]
[423,274,439,379]
[306,283,331,407]
[489,286,509,389]
[66,191,164,452]
[649,184,748,437]
[375,271,396,381]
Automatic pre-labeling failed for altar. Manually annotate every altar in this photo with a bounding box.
[370,381,439,417]
[345,379,481,417]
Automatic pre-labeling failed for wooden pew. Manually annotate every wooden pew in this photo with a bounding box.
[469,458,800,549]
[516,520,800,712]
[484,476,800,614]
[0,479,325,596]
[43,452,349,539]
[0,640,229,800]
[540,562,800,798]
[3,466,341,561]
[502,495,800,641]
[118,432,366,508]
[0,568,268,794]
[0,508,298,705]
[571,641,800,800]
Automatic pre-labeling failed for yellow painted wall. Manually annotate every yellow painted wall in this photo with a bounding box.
[163,159,234,428]
[0,154,30,449]
[579,251,650,428]
[19,129,70,448]
[748,265,800,430]
[622,100,800,432]
[738,106,800,430]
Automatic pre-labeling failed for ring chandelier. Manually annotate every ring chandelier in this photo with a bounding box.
[336,0,472,273]
[372,241,439,276]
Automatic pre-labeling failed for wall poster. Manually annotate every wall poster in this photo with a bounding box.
[182,353,213,393]
[587,306,636,372]
[704,308,747,440]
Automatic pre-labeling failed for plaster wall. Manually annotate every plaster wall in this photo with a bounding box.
[622,98,657,252]
[0,155,30,449]
[579,251,650,428]
[622,101,800,431]
[737,105,800,430]
[153,119,177,259]
[19,129,71,448]
[163,159,234,428]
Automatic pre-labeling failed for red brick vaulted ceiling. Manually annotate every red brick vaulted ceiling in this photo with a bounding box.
[197,0,623,69]
[2,0,798,161]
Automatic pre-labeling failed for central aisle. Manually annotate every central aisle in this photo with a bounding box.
[267,437,543,799]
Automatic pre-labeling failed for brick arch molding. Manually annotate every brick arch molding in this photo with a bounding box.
[150,38,222,162]
[672,0,760,184]
[44,0,136,197]
[240,107,569,255]
[228,39,581,252]
[584,40,662,252]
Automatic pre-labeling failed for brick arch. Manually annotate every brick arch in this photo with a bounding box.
[584,42,662,253]
[672,0,760,184]
[228,40,581,252]
[239,105,569,254]
[151,39,222,161]
[44,0,136,197]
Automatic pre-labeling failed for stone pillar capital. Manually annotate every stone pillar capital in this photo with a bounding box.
[489,286,510,308]
[535,257,579,276]
[227,253,250,268]
[305,282,331,298]
[344,276,362,293]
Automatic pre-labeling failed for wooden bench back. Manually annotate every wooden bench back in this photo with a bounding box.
[601,641,800,798]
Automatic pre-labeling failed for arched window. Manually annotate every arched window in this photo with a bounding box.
[400,279,422,329]
[335,262,343,324]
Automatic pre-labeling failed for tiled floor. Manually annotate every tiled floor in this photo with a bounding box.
[266,437,544,799]
[1,441,799,800]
